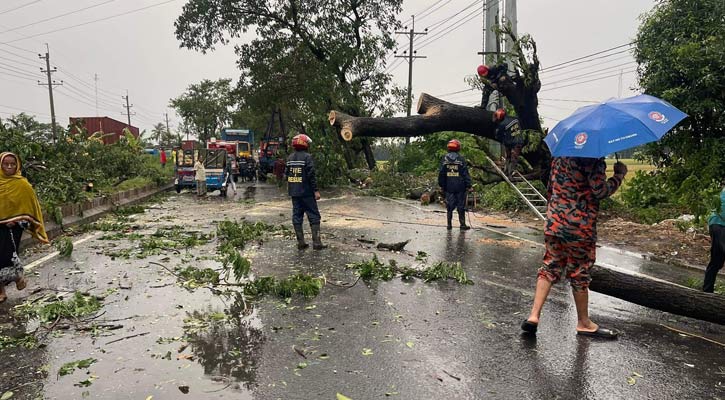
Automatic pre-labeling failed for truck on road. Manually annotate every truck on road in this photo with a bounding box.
[221,128,254,158]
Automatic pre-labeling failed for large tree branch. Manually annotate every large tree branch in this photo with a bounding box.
[329,93,499,141]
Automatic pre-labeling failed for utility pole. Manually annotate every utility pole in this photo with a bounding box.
[395,15,427,145]
[38,44,62,143]
[478,0,503,111]
[617,69,623,98]
[164,112,171,145]
[94,73,99,117]
[121,90,135,127]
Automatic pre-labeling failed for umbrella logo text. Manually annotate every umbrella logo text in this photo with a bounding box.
[574,132,588,147]
[648,111,668,124]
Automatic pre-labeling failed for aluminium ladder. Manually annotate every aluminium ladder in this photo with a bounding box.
[485,156,548,220]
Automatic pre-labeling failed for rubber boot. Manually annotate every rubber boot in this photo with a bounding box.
[294,224,309,250]
[311,224,327,250]
[458,210,470,230]
[446,211,453,230]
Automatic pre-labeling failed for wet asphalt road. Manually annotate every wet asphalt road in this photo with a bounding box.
[1,182,723,400]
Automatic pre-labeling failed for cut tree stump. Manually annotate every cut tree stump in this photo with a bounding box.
[589,265,725,325]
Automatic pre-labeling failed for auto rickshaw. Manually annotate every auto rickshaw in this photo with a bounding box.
[174,148,196,193]
[174,148,229,196]
[201,148,230,197]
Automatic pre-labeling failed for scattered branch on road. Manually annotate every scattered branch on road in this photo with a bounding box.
[347,255,473,285]
[105,331,150,345]
[659,324,725,347]
[376,240,410,252]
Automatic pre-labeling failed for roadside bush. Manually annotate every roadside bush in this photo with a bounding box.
[621,169,721,223]
[0,114,172,209]
[478,182,524,211]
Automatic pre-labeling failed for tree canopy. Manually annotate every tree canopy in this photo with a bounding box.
[174,0,406,172]
[169,78,236,143]
[629,0,725,216]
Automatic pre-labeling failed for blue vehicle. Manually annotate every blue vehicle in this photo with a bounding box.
[200,149,230,197]
[174,148,229,196]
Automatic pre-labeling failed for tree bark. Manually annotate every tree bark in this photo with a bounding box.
[329,93,550,176]
[361,138,376,170]
[329,93,499,141]
[589,266,725,325]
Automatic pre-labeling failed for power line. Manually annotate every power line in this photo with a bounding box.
[436,88,475,97]
[541,54,634,78]
[541,62,637,87]
[0,0,117,35]
[538,97,600,104]
[1,0,179,44]
[540,42,635,72]
[540,69,637,93]
[0,46,39,64]
[415,0,456,23]
[423,0,482,31]
[0,0,43,16]
[0,69,37,81]
[417,5,484,50]
[0,61,41,78]
[0,54,39,69]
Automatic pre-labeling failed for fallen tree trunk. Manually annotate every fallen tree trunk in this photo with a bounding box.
[329,93,499,141]
[589,265,725,325]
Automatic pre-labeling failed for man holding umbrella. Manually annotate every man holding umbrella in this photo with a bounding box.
[521,94,687,339]
[522,156,627,338]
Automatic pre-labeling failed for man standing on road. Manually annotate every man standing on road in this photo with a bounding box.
[194,156,206,197]
[438,139,473,230]
[521,157,627,339]
[286,134,325,250]
[703,180,725,293]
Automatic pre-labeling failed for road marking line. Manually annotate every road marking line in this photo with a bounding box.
[23,232,102,272]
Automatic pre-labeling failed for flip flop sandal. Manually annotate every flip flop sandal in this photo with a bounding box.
[576,327,618,339]
[521,320,538,334]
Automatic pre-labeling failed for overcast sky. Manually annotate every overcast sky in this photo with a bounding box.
[0,0,656,136]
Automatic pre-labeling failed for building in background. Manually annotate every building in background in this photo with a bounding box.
[69,116,139,145]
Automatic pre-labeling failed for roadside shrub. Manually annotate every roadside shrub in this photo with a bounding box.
[478,182,524,211]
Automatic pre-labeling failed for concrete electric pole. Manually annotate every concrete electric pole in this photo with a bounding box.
[395,15,427,145]
[121,90,135,127]
[38,44,62,143]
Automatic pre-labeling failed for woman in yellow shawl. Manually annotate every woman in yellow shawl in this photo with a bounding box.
[0,152,48,302]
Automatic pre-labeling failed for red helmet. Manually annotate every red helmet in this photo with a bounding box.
[292,134,312,150]
[447,139,461,152]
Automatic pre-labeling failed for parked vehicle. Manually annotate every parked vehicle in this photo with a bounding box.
[207,139,241,181]
[202,149,229,196]
[221,128,254,158]
[173,148,196,193]
[173,148,229,196]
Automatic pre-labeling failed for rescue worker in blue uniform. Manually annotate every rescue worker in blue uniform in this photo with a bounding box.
[438,139,473,230]
[286,134,326,250]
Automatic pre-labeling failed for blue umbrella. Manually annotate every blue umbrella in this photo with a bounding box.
[544,94,687,158]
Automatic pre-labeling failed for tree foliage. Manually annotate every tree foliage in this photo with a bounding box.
[0,114,171,209]
[174,0,406,173]
[170,78,236,143]
[628,0,725,217]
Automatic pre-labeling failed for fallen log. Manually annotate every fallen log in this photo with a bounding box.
[329,93,549,180]
[589,265,725,325]
[329,93,499,142]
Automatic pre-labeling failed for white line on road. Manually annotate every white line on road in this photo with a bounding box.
[23,232,103,272]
